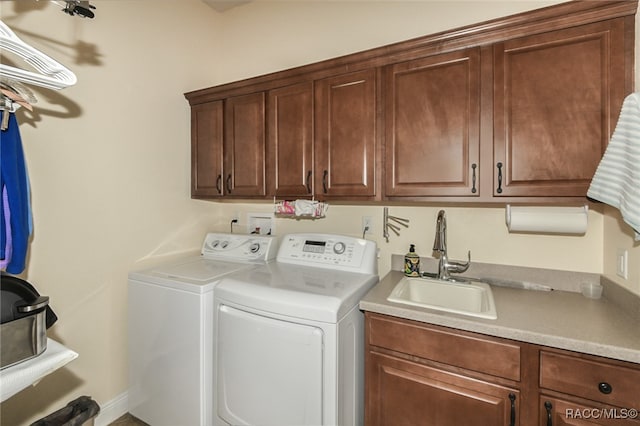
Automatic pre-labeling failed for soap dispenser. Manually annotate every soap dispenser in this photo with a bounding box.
[404,244,420,277]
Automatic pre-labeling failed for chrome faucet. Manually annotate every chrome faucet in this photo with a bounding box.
[432,210,471,280]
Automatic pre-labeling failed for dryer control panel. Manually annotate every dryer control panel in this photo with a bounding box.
[201,233,278,263]
[277,233,377,274]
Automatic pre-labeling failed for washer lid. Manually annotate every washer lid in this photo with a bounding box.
[215,263,379,323]
[129,257,255,293]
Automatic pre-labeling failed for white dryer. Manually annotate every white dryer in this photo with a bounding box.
[213,233,378,426]
[128,233,277,426]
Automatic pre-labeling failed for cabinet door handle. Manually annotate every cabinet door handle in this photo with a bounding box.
[226,174,232,194]
[544,401,553,426]
[496,162,503,194]
[508,393,516,426]
[322,170,328,194]
[598,382,613,394]
[471,163,477,194]
[306,170,312,194]
[216,174,222,194]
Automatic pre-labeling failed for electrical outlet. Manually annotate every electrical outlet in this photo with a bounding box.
[362,216,373,235]
[616,248,628,279]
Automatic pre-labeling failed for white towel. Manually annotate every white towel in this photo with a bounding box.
[587,92,640,240]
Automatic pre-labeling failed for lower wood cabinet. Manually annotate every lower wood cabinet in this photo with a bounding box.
[365,312,640,426]
[539,351,640,426]
[539,395,640,426]
[366,313,522,426]
[368,352,519,426]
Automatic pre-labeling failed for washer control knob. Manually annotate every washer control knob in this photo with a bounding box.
[220,241,229,249]
[249,243,260,253]
[333,242,346,255]
[211,240,220,248]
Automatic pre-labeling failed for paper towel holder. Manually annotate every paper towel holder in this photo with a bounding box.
[505,204,589,235]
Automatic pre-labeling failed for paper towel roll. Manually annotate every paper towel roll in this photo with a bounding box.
[505,205,588,234]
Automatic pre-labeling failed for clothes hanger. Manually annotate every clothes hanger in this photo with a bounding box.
[0,78,35,130]
[0,20,77,91]
[0,77,36,110]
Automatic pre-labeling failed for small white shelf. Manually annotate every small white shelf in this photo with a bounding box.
[1,338,78,402]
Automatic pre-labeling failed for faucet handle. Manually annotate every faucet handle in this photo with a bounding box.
[447,251,471,274]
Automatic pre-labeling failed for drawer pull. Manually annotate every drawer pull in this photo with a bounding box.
[598,382,613,394]
[322,170,328,193]
[544,401,553,426]
[306,170,312,194]
[471,163,477,194]
[508,393,516,426]
[216,174,222,194]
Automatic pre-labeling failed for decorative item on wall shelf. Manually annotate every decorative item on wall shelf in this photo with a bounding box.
[274,199,329,219]
[383,207,409,242]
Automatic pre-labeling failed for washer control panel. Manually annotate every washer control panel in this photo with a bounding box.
[277,233,377,274]
[201,233,278,262]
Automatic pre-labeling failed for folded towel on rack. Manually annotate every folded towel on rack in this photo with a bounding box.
[274,200,329,218]
[587,92,640,240]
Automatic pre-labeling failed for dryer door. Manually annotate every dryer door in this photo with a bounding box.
[217,304,324,426]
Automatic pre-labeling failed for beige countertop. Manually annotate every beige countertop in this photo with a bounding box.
[360,269,640,364]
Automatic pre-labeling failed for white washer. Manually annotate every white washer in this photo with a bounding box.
[128,233,278,426]
[213,233,378,426]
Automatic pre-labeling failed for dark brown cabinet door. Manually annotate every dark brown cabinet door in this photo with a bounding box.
[191,101,224,198]
[267,82,314,198]
[493,19,627,197]
[224,92,266,197]
[366,351,519,426]
[384,48,481,197]
[315,69,378,199]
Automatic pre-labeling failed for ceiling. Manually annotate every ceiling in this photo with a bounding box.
[202,0,251,12]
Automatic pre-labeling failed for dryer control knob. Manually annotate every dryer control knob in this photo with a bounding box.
[333,242,346,254]
[220,241,229,249]
[249,243,260,253]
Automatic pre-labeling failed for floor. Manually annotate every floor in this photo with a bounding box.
[109,413,149,426]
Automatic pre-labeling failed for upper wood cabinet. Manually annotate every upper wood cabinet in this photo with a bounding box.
[383,48,481,198]
[223,92,266,197]
[191,93,266,198]
[267,82,315,198]
[315,69,378,199]
[191,101,224,198]
[185,0,636,203]
[267,71,378,200]
[493,19,628,198]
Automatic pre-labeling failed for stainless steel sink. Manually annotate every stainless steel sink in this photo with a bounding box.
[387,277,497,319]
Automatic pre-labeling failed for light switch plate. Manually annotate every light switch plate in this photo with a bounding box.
[616,248,628,280]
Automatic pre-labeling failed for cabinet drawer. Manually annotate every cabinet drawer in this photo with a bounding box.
[367,314,520,381]
[540,351,640,409]
[540,394,640,426]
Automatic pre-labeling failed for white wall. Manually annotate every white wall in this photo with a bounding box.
[1,0,636,424]
[599,10,640,296]
[0,1,222,424]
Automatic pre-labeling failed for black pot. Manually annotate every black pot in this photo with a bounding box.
[1,274,57,328]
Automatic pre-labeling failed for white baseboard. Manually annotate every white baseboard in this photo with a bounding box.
[94,391,129,426]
